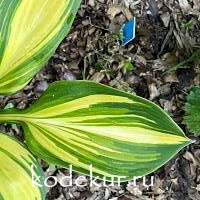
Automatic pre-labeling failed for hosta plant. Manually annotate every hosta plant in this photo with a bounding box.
[0,134,46,199]
[0,80,191,180]
[0,0,80,95]
[0,0,192,199]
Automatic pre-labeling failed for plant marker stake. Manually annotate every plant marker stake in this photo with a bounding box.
[121,17,136,46]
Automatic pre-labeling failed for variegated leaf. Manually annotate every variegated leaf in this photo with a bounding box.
[0,133,46,200]
[0,0,81,94]
[0,81,191,180]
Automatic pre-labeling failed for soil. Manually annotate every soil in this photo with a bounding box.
[1,0,200,199]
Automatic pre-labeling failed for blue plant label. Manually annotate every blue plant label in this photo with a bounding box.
[121,17,136,46]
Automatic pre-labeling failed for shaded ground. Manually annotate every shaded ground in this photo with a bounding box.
[0,0,200,199]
